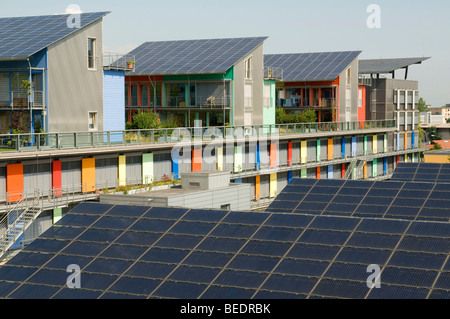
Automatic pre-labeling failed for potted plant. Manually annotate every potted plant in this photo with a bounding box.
[127,59,135,69]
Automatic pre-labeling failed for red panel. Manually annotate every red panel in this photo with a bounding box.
[341,163,346,179]
[288,141,293,166]
[7,164,23,203]
[358,85,366,122]
[397,155,400,165]
[192,148,202,172]
[53,160,62,197]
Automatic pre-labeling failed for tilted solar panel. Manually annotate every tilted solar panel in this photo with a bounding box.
[0,202,448,299]
[0,12,109,60]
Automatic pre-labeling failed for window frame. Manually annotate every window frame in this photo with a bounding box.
[88,111,98,131]
[87,37,97,70]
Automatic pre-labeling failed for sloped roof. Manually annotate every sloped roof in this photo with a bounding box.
[359,57,430,74]
[0,12,109,61]
[264,51,361,82]
[128,37,268,75]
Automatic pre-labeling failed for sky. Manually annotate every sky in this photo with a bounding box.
[1,0,449,107]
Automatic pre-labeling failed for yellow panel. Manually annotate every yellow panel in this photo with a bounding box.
[373,135,377,154]
[119,155,126,186]
[404,132,408,150]
[424,154,450,163]
[82,158,96,193]
[300,141,307,164]
[270,173,277,198]
[217,147,223,171]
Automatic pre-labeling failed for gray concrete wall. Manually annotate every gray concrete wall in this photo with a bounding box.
[47,20,104,133]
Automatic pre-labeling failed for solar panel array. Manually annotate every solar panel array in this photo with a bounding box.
[358,57,430,74]
[391,163,450,183]
[263,51,361,82]
[128,37,267,75]
[0,12,109,60]
[0,202,449,299]
[266,179,450,223]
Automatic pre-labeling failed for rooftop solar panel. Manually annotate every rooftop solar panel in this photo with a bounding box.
[266,178,450,223]
[128,37,267,75]
[0,12,109,60]
[0,202,448,300]
[264,51,361,82]
[391,163,450,183]
[359,57,430,74]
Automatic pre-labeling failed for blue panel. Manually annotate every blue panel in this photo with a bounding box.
[172,149,179,180]
[288,171,293,183]
[342,137,346,159]
[412,131,415,148]
[351,136,357,157]
[103,70,125,141]
[234,178,243,183]
[256,143,261,170]
[327,165,333,179]
[383,158,387,175]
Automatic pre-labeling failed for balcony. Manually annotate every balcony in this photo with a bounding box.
[278,98,337,109]
[11,91,44,109]
[264,67,283,80]
[162,96,231,109]
[103,53,136,72]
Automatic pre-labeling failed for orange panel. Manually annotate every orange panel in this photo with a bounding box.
[341,163,346,179]
[192,148,202,172]
[7,164,23,203]
[270,143,277,168]
[288,141,293,166]
[328,138,333,160]
[316,166,321,179]
[53,160,62,197]
[82,158,96,193]
[255,175,261,201]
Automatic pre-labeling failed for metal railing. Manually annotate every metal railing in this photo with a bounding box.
[264,67,283,80]
[0,120,398,152]
[103,53,136,71]
[164,96,231,108]
[0,191,42,258]
[10,91,44,109]
[278,98,337,108]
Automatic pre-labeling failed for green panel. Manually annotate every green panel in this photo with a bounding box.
[364,136,368,155]
[234,146,243,173]
[301,169,307,178]
[53,208,62,224]
[372,158,377,177]
[316,140,321,162]
[142,153,154,184]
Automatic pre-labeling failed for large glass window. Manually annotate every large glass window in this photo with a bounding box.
[131,85,138,106]
[141,85,148,107]
[245,57,252,79]
[165,83,186,107]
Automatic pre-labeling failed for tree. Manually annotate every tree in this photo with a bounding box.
[418,97,427,112]
[446,118,450,124]
[128,111,160,130]
[428,126,442,141]
[299,109,317,123]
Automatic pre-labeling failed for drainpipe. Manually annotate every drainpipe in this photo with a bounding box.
[27,58,32,134]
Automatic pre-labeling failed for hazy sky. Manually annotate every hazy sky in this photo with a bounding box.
[2,0,449,107]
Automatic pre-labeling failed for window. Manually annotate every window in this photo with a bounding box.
[88,112,97,130]
[346,68,351,85]
[220,204,230,210]
[245,57,252,79]
[358,88,363,108]
[87,38,96,69]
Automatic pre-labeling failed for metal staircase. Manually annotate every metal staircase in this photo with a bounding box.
[0,192,43,259]
[343,160,357,179]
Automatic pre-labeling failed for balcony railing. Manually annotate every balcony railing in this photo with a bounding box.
[103,53,136,71]
[264,67,283,80]
[162,96,231,109]
[0,120,398,153]
[278,98,337,108]
[11,91,44,109]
